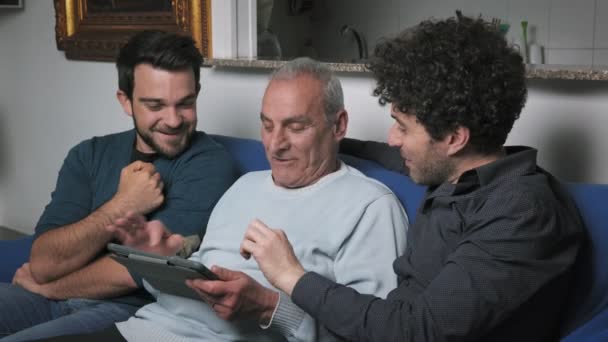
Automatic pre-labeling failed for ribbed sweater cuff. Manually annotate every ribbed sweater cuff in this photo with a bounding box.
[263,291,305,337]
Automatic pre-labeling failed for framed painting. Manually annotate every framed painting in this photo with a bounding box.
[54,0,211,61]
[0,0,23,8]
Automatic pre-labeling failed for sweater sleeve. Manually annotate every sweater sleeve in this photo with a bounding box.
[262,292,306,337]
[270,193,408,341]
[330,193,407,300]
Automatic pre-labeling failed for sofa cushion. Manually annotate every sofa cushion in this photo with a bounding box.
[211,135,270,173]
[0,236,33,283]
[562,308,608,342]
[560,183,608,339]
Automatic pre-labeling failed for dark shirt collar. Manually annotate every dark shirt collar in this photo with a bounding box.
[427,146,538,198]
[131,148,158,163]
[128,129,159,163]
[130,141,159,163]
[473,146,538,185]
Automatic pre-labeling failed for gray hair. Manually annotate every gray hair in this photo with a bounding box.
[270,57,344,123]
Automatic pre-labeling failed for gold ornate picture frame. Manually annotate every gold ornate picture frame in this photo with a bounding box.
[0,0,23,9]
[54,0,211,61]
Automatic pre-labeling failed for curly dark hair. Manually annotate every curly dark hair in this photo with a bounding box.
[368,12,527,154]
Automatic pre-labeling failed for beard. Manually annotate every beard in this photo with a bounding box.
[132,115,195,159]
[409,146,456,186]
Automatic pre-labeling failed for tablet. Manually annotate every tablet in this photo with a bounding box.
[108,243,218,301]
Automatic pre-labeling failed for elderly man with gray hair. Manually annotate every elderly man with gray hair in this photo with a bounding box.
[41,57,408,342]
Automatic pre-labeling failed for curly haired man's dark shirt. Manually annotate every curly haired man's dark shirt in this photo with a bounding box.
[293,146,583,341]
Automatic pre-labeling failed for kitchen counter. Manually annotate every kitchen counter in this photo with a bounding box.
[525,64,608,81]
[204,58,608,81]
[204,58,367,73]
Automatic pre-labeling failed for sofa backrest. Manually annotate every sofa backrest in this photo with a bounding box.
[212,135,270,173]
[560,183,608,339]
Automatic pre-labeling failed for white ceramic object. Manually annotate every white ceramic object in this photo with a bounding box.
[529,43,544,64]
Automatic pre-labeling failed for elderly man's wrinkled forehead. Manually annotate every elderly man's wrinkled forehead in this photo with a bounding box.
[261,74,325,123]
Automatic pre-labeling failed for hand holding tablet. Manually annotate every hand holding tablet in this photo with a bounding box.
[108,243,218,301]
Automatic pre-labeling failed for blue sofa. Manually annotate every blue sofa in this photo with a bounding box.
[0,135,606,341]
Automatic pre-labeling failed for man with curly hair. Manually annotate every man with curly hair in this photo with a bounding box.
[241,12,584,341]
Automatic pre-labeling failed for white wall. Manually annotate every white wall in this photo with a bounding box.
[0,1,607,234]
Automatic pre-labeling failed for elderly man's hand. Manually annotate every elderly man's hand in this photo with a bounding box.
[106,212,183,256]
[239,219,306,296]
[186,266,279,324]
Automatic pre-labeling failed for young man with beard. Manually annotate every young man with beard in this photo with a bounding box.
[0,31,237,341]
[242,13,584,342]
